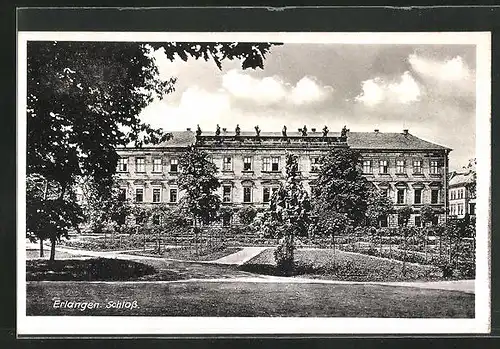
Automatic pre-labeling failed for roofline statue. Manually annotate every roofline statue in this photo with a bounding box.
[301,125,308,137]
[322,125,329,137]
[255,125,261,137]
[215,124,221,137]
[282,125,287,137]
[235,124,241,136]
[196,124,202,137]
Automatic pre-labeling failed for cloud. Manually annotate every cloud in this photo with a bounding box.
[290,76,334,105]
[221,69,333,107]
[221,69,287,106]
[408,53,475,103]
[355,71,421,107]
[408,54,472,82]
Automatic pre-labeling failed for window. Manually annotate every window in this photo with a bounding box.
[415,215,422,227]
[152,187,161,203]
[379,160,388,174]
[380,215,388,228]
[223,157,232,171]
[458,203,464,215]
[430,160,439,174]
[431,189,439,204]
[362,160,372,174]
[135,188,144,202]
[223,185,232,203]
[243,187,252,203]
[413,160,422,174]
[263,187,278,203]
[396,160,405,174]
[222,213,231,227]
[414,189,422,204]
[450,204,455,216]
[450,190,455,200]
[135,158,145,173]
[169,188,178,203]
[152,158,162,173]
[469,203,476,215]
[397,189,405,204]
[170,159,178,173]
[271,157,280,171]
[243,157,252,171]
[117,158,128,172]
[262,157,271,172]
[311,157,322,172]
[118,188,127,201]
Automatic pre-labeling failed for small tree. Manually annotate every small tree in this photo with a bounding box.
[267,152,312,275]
[419,204,436,262]
[398,205,413,275]
[312,211,350,265]
[238,206,258,226]
[178,146,221,253]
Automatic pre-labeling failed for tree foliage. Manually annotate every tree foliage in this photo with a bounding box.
[312,148,372,226]
[365,188,394,227]
[420,205,436,227]
[26,41,277,259]
[178,146,221,225]
[398,205,413,227]
[267,152,312,275]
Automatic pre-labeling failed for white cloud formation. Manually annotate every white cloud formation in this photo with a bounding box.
[408,54,472,82]
[221,70,287,105]
[407,53,475,100]
[290,76,333,105]
[355,71,421,107]
[221,70,333,106]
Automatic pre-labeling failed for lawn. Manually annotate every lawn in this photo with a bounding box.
[26,257,257,282]
[26,280,474,318]
[241,248,443,282]
[26,248,83,260]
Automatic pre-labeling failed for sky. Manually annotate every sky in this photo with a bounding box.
[139,43,477,171]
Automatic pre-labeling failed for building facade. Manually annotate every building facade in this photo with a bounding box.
[116,126,451,228]
[448,171,476,218]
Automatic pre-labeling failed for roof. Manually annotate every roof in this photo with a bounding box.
[449,171,475,186]
[122,129,450,151]
[346,132,451,151]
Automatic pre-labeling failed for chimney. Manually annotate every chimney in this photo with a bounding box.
[403,129,409,135]
[374,129,379,133]
[311,128,316,132]
[186,127,191,131]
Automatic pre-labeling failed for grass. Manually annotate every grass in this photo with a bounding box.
[26,249,81,260]
[240,248,443,282]
[26,258,157,281]
[26,280,474,318]
[26,257,257,282]
[129,246,243,262]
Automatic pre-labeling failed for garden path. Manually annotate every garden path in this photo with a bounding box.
[212,247,268,265]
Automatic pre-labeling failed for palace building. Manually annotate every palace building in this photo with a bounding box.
[115,126,451,228]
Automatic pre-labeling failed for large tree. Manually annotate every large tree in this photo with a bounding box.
[26,41,277,260]
[267,152,313,275]
[312,148,372,227]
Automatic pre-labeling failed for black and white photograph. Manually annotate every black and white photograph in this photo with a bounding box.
[17,30,491,335]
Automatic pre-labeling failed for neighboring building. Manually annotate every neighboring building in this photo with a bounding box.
[115,126,451,228]
[448,171,476,218]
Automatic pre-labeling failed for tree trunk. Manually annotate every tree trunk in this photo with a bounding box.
[39,238,44,257]
[49,238,56,261]
[425,230,428,264]
[402,228,407,276]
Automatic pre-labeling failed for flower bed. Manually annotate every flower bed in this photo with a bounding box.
[241,248,442,282]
